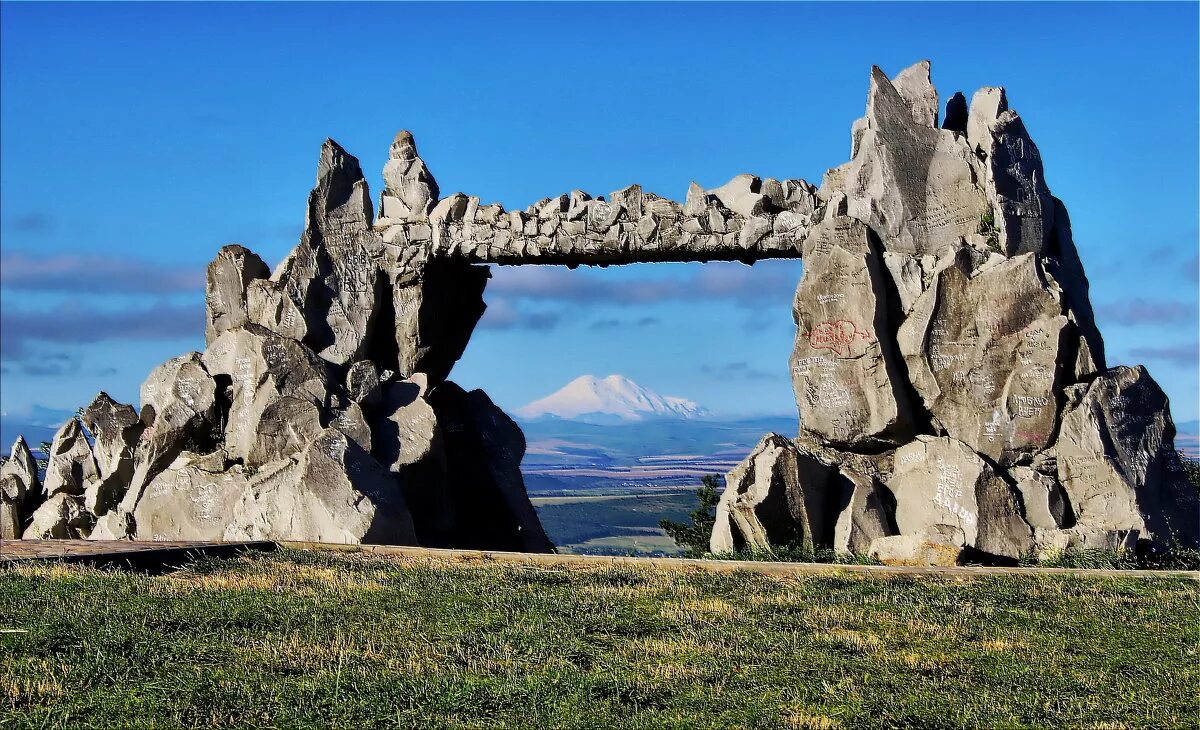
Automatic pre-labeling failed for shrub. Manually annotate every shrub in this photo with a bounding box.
[659,474,721,558]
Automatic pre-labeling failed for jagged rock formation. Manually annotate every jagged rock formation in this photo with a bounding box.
[4,61,1194,559]
[5,132,557,549]
[1,438,41,539]
[711,62,1198,565]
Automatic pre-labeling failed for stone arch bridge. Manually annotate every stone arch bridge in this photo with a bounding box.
[4,62,1195,566]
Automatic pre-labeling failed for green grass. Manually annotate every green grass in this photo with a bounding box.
[1,549,1197,729]
[1021,546,1200,571]
[562,530,683,556]
[534,492,695,551]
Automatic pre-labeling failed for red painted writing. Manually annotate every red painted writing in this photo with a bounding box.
[808,320,872,357]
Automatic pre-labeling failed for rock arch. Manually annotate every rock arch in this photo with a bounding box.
[7,61,1196,560]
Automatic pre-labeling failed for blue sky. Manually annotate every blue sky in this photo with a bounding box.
[1,2,1197,422]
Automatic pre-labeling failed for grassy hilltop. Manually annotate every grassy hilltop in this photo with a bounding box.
[1,549,1197,729]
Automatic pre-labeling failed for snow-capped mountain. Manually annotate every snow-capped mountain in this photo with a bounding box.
[515,375,709,423]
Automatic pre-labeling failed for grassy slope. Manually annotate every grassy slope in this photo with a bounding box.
[1,549,1197,729]
[533,492,695,552]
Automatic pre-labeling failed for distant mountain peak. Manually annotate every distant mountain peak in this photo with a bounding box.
[515,374,709,423]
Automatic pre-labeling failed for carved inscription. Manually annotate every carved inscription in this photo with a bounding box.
[234,357,254,405]
[191,481,219,523]
[983,410,1003,444]
[932,457,977,525]
[912,200,976,235]
[795,356,852,410]
[1012,394,1051,419]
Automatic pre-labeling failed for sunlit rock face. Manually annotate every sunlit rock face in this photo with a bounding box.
[5,61,1191,558]
[8,133,551,548]
[712,62,1195,565]
[790,217,913,450]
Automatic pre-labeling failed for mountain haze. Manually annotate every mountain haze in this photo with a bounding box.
[515,375,708,423]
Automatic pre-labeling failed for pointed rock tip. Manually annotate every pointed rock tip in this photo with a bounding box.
[87,390,132,411]
[866,65,900,102]
[897,60,932,78]
[316,137,365,185]
[972,85,1009,110]
[390,130,420,160]
[319,137,364,170]
[216,242,255,256]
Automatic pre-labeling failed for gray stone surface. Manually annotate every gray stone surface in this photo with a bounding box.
[835,63,990,257]
[80,393,143,483]
[0,499,17,541]
[273,140,383,367]
[223,428,416,545]
[110,353,221,533]
[80,393,144,517]
[88,511,135,541]
[869,525,966,566]
[132,450,243,541]
[1052,366,1199,547]
[380,130,439,223]
[429,383,553,553]
[898,250,1067,464]
[1,437,40,539]
[205,244,270,344]
[373,379,453,547]
[246,278,307,341]
[1,437,39,508]
[967,87,1055,256]
[710,434,830,553]
[791,217,912,448]
[1010,466,1069,532]
[711,434,895,556]
[42,419,99,497]
[892,59,939,128]
[885,436,1033,559]
[391,260,489,386]
[1044,197,1107,381]
[201,325,331,466]
[23,493,93,539]
[830,468,894,555]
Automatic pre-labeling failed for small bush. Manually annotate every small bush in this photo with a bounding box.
[978,209,1001,253]
[659,474,722,558]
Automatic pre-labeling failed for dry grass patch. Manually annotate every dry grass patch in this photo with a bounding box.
[780,708,844,730]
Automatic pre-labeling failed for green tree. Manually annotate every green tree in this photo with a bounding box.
[36,440,53,471]
[660,474,722,558]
